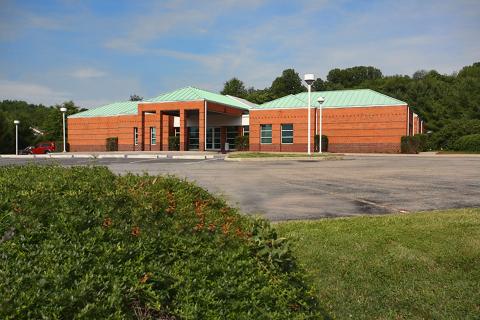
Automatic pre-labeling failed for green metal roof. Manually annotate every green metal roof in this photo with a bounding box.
[145,86,252,110]
[68,101,138,118]
[70,86,254,118]
[69,88,406,119]
[258,89,407,109]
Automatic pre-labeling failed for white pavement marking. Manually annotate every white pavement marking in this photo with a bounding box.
[97,154,126,159]
[126,154,159,159]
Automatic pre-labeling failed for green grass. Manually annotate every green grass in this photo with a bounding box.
[276,209,480,319]
[436,150,480,154]
[228,152,340,158]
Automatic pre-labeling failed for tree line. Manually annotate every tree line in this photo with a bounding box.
[0,101,86,153]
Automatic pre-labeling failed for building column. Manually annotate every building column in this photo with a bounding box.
[179,109,187,151]
[161,113,170,151]
[199,106,205,151]
[140,111,145,151]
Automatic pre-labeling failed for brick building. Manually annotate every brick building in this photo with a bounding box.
[68,86,423,153]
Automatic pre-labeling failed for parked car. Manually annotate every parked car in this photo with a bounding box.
[23,142,56,154]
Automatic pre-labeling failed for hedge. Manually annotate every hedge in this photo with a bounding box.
[314,135,328,152]
[106,137,118,151]
[168,136,180,151]
[452,134,480,152]
[234,135,249,151]
[0,166,327,319]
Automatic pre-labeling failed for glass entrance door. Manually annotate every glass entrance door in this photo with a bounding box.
[206,127,221,150]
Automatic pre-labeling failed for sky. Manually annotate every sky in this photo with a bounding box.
[0,0,479,108]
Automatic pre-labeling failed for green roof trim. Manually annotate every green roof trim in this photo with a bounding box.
[68,101,138,118]
[258,89,407,109]
[145,86,252,110]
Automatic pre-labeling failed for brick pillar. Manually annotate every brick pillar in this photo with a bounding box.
[140,112,145,151]
[162,113,170,151]
[179,109,187,151]
[199,107,205,151]
[220,126,226,151]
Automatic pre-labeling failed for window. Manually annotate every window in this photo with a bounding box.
[188,127,199,150]
[134,127,138,145]
[260,124,272,144]
[150,127,156,145]
[281,124,294,144]
[226,126,238,149]
[243,125,249,136]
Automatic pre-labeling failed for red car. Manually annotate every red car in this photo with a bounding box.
[25,142,56,154]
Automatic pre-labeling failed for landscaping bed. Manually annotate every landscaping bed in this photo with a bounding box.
[0,165,325,319]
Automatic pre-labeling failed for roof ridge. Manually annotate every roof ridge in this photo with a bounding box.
[365,88,406,104]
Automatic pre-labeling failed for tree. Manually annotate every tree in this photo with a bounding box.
[129,94,143,101]
[312,78,327,91]
[270,69,306,99]
[327,66,383,88]
[221,78,247,98]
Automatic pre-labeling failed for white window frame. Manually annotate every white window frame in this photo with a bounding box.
[260,124,272,144]
[150,127,156,145]
[281,124,294,144]
[134,127,138,146]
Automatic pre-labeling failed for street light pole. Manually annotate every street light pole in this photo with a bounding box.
[317,97,325,154]
[13,120,19,155]
[60,107,67,152]
[304,74,315,155]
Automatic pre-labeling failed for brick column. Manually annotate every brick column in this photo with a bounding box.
[162,113,170,151]
[199,107,205,151]
[179,109,187,151]
[140,112,145,151]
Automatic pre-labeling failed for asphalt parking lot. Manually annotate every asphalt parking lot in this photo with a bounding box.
[1,155,479,221]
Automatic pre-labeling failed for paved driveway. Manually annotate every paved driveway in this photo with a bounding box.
[1,155,479,221]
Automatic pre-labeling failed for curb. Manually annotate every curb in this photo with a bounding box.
[224,156,343,162]
[0,154,218,160]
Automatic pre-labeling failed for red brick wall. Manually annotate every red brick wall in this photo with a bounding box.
[68,100,245,152]
[249,105,408,153]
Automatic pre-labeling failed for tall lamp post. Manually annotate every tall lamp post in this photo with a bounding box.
[317,97,325,153]
[13,120,20,155]
[60,107,67,152]
[304,74,315,155]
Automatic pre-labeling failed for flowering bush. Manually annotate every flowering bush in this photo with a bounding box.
[0,165,326,319]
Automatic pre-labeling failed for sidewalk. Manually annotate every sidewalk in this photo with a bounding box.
[0,151,224,160]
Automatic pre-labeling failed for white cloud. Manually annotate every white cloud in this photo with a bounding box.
[70,68,107,79]
[0,79,69,105]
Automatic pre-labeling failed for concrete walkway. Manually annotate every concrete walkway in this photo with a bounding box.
[0,151,224,160]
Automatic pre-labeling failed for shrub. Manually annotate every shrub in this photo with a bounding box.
[428,119,480,150]
[106,137,118,151]
[54,140,70,152]
[314,135,328,152]
[0,166,326,319]
[168,136,180,151]
[452,134,480,152]
[401,136,421,153]
[234,135,249,151]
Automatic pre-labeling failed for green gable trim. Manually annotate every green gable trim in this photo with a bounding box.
[68,101,139,118]
[257,89,407,109]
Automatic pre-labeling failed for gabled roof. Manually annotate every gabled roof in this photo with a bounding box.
[145,86,253,110]
[69,86,255,118]
[68,101,138,118]
[258,89,407,109]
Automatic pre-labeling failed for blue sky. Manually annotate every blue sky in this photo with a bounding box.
[0,0,479,108]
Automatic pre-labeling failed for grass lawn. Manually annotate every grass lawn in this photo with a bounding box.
[436,151,480,154]
[276,209,480,319]
[228,151,341,158]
